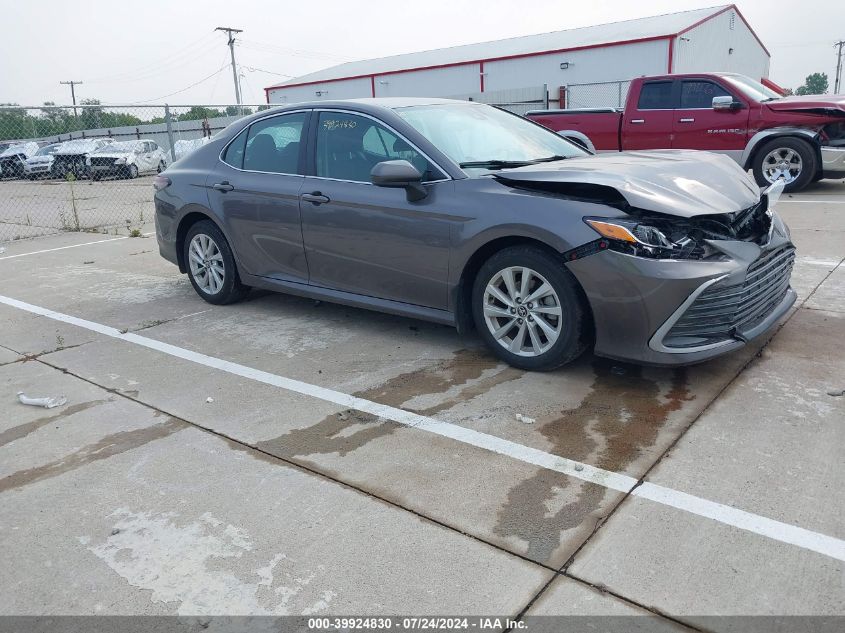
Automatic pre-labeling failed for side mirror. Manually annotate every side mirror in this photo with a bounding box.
[713,96,741,111]
[371,160,427,202]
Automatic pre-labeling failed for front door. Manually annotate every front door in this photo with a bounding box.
[672,78,750,159]
[300,110,451,309]
[206,110,310,282]
[622,79,677,150]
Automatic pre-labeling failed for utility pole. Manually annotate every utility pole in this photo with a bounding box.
[59,80,83,116]
[835,40,845,94]
[215,27,243,105]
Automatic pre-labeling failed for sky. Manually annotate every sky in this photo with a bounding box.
[2,0,842,108]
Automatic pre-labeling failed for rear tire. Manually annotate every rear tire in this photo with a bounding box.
[184,220,249,305]
[471,245,589,371]
[752,137,817,193]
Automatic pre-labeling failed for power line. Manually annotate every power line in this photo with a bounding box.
[129,62,231,104]
[216,27,243,105]
[85,34,219,83]
[240,65,294,78]
[59,81,82,116]
[236,39,347,62]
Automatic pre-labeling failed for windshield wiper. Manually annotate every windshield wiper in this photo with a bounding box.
[528,155,569,164]
[459,156,570,170]
[458,159,534,169]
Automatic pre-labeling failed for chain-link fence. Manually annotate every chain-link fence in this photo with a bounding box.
[0,92,562,243]
[564,80,631,109]
[0,104,266,242]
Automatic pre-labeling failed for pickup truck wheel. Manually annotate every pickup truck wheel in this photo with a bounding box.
[753,137,817,192]
[472,246,589,371]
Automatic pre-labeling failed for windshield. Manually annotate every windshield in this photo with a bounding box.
[36,144,60,156]
[721,75,781,102]
[99,141,144,153]
[395,103,588,171]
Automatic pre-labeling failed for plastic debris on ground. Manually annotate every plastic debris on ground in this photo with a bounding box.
[17,391,68,409]
[515,413,535,424]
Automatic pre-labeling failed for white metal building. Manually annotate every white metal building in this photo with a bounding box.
[264,4,772,107]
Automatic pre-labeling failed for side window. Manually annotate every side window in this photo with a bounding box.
[242,112,307,174]
[637,81,675,110]
[148,141,159,152]
[680,81,732,109]
[316,111,439,183]
[222,128,248,169]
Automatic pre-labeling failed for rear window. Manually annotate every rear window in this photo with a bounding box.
[637,82,674,110]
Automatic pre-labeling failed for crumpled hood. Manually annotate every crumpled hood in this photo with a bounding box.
[764,94,845,114]
[494,150,761,217]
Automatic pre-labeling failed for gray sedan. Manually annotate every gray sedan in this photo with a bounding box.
[153,98,795,370]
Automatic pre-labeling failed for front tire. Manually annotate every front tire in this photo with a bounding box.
[184,220,249,305]
[472,245,589,371]
[126,164,139,179]
[752,137,817,193]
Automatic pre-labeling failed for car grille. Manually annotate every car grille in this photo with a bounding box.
[90,157,117,167]
[665,245,795,347]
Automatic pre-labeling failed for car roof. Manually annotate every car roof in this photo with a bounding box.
[263,97,479,113]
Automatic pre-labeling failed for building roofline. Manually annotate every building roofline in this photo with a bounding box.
[264,34,673,97]
[677,4,771,57]
[264,4,769,99]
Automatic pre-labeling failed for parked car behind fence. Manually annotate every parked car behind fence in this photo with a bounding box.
[87,140,168,180]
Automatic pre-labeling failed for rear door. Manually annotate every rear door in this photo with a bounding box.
[621,80,677,150]
[671,78,749,159]
[206,110,310,282]
[300,109,452,309]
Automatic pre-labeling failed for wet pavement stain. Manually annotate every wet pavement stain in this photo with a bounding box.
[494,359,693,566]
[0,417,184,494]
[257,349,520,462]
[0,400,107,448]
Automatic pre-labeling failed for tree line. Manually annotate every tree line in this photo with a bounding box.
[0,99,268,142]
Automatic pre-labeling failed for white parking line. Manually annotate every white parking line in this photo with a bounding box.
[2,292,843,563]
[779,199,845,204]
[0,233,155,261]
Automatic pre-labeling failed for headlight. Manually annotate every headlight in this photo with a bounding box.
[85,157,92,165]
[114,157,127,165]
[584,216,703,260]
[586,217,673,248]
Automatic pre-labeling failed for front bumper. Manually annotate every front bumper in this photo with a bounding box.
[821,146,845,179]
[90,163,129,174]
[566,220,795,366]
[24,163,52,175]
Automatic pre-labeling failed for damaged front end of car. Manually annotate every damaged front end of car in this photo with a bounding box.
[497,156,796,365]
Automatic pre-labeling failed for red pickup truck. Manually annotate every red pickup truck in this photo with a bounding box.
[527,72,845,192]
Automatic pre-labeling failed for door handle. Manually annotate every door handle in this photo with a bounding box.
[212,182,234,192]
[301,192,330,205]
[678,118,695,123]
[630,119,645,124]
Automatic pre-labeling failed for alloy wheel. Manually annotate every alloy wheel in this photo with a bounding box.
[188,234,225,295]
[762,147,802,184]
[482,266,563,357]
